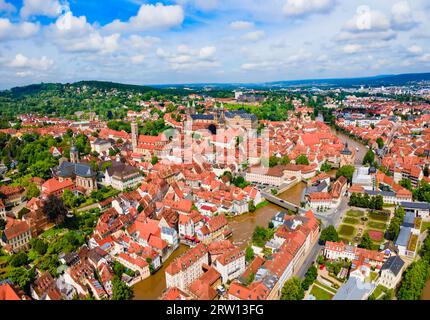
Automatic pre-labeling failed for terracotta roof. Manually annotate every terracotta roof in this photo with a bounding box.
[165,243,208,276]
[3,220,30,240]
[0,283,22,300]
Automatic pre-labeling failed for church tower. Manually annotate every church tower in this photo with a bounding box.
[191,101,196,114]
[70,144,79,164]
[131,121,139,152]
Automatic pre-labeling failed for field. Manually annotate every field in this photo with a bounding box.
[339,209,390,244]
[338,225,355,237]
[368,230,384,241]
[310,285,334,300]
[345,210,365,218]
[367,221,387,230]
[368,212,390,222]
[421,221,430,233]
[343,217,359,225]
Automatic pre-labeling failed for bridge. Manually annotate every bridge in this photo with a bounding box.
[261,191,308,215]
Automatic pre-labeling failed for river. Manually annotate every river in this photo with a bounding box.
[132,182,307,300]
[329,127,367,165]
[132,127,366,300]
[422,279,430,300]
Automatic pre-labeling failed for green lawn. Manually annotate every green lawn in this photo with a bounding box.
[346,210,364,218]
[338,224,356,237]
[421,221,430,233]
[314,280,337,294]
[310,285,334,300]
[41,227,66,240]
[372,285,388,299]
[368,212,390,222]
[367,221,387,230]
[343,217,359,225]
[256,201,269,209]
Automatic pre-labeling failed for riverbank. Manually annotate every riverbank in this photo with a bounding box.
[422,277,430,300]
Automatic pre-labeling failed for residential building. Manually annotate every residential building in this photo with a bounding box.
[378,255,405,289]
[213,247,245,284]
[165,243,209,291]
[1,219,32,253]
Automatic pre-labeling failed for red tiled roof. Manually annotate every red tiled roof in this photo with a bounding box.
[0,283,21,300]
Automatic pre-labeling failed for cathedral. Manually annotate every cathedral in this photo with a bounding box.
[186,101,258,132]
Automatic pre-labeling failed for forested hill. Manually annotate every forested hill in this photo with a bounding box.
[0,81,189,120]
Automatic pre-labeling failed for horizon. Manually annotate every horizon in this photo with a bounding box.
[2,71,430,91]
[1,1,430,89]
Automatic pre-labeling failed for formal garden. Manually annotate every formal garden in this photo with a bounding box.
[338,209,391,245]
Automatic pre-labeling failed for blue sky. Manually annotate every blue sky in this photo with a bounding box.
[0,0,430,89]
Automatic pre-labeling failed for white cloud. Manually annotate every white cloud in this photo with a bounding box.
[230,20,254,30]
[343,44,362,54]
[344,7,391,33]
[104,3,184,32]
[391,1,418,31]
[156,45,218,70]
[16,71,34,78]
[242,30,265,42]
[127,35,161,50]
[8,53,54,71]
[283,0,336,18]
[408,45,422,55]
[20,0,67,19]
[0,0,15,12]
[0,18,39,41]
[177,0,219,11]
[241,61,277,71]
[419,54,430,62]
[131,55,145,64]
[47,11,120,54]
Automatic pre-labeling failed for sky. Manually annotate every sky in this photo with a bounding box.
[1,0,430,89]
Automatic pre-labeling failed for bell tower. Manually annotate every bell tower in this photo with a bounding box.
[131,121,139,152]
[70,144,79,163]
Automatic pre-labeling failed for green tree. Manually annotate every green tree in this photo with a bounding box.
[248,200,256,213]
[413,181,430,203]
[113,261,126,277]
[386,206,405,240]
[26,183,40,199]
[359,233,373,250]
[269,156,279,168]
[363,150,375,166]
[0,218,6,231]
[7,267,35,293]
[397,259,429,300]
[295,154,310,165]
[9,252,29,267]
[376,137,384,149]
[279,155,290,165]
[281,277,305,300]
[319,226,339,244]
[151,156,159,165]
[336,165,355,183]
[101,161,113,172]
[111,276,133,300]
[30,238,48,255]
[302,265,318,291]
[399,178,413,191]
[43,194,68,225]
[245,247,255,264]
[320,162,332,172]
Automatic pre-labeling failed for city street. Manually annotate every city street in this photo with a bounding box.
[314,196,350,228]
